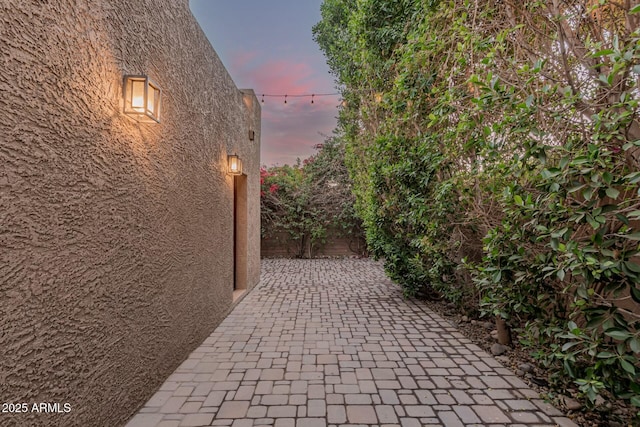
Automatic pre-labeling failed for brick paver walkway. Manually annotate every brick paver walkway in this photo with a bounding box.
[127,259,577,427]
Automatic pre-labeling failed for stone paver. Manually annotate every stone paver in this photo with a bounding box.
[127,259,578,427]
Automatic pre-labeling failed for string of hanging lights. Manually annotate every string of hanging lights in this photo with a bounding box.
[256,89,381,106]
[259,92,341,104]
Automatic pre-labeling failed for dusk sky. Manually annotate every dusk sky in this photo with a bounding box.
[189,0,339,166]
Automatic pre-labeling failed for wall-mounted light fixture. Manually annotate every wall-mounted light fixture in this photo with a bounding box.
[249,130,255,141]
[123,75,161,123]
[228,154,242,175]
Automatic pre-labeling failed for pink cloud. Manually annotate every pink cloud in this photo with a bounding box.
[227,51,340,165]
[230,54,324,97]
[254,60,316,94]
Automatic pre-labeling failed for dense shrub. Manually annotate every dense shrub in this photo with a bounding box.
[260,137,364,257]
[315,0,640,411]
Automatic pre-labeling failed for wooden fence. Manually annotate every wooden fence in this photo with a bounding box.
[261,228,367,258]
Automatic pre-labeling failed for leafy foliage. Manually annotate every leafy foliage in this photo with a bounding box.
[260,137,364,258]
[315,0,640,412]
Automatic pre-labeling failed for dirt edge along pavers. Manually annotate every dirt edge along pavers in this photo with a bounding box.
[127,258,578,427]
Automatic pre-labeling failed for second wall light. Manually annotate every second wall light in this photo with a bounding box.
[228,154,242,175]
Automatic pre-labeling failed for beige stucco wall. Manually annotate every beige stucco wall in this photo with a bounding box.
[0,1,260,426]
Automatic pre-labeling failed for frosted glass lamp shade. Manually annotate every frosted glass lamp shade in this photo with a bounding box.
[123,75,161,123]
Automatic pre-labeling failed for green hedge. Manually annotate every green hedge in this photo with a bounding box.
[315,0,640,412]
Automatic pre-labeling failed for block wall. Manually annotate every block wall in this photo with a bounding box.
[0,1,260,425]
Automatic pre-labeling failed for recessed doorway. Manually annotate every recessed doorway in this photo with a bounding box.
[233,174,248,301]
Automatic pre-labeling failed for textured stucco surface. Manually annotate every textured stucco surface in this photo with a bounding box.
[0,1,260,426]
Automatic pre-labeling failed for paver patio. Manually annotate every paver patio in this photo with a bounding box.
[127,258,577,427]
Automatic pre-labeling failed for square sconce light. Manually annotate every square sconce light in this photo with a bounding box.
[249,130,255,141]
[228,154,242,175]
[123,75,161,123]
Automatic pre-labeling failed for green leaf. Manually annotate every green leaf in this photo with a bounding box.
[562,341,579,351]
[560,156,570,169]
[596,351,616,358]
[492,269,502,283]
[568,184,585,193]
[616,213,630,225]
[564,359,576,378]
[630,338,640,354]
[631,287,640,304]
[577,286,589,299]
[599,74,610,85]
[583,187,594,201]
[628,211,640,219]
[587,215,600,230]
[625,172,640,184]
[600,204,618,214]
[631,4,640,14]
[568,320,579,331]
[593,49,614,57]
[541,168,561,179]
[525,94,534,108]
[601,249,615,257]
[605,329,632,341]
[620,359,636,375]
[552,228,568,238]
[626,261,640,273]
[606,187,620,199]
[622,232,640,241]
[572,156,589,165]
